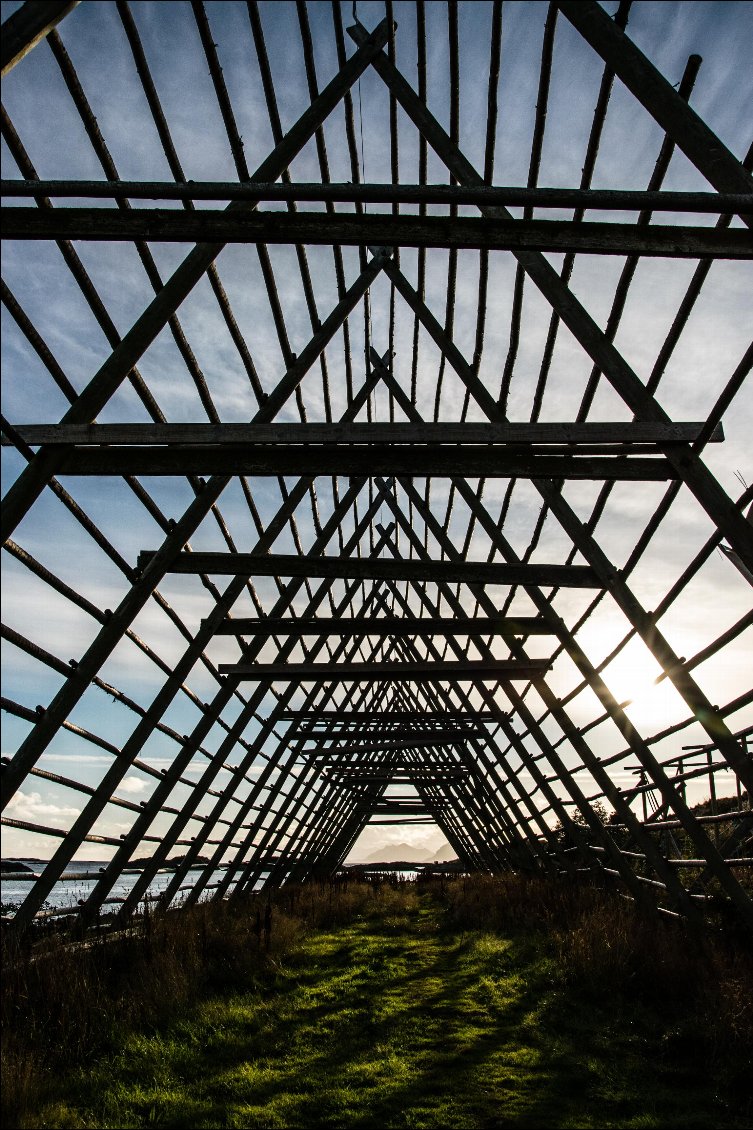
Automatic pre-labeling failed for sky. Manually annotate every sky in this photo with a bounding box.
[1,1,751,872]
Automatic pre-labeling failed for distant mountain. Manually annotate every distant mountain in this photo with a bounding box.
[359,840,456,865]
[419,842,457,864]
[361,842,430,864]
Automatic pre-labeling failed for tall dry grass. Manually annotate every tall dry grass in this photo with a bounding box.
[0,877,415,1126]
[437,872,753,1073]
[1,892,302,1126]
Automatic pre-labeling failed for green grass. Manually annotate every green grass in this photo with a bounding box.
[20,886,750,1129]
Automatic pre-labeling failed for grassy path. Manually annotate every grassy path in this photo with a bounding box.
[40,889,745,1128]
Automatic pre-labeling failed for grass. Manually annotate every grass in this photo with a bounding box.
[3,878,752,1128]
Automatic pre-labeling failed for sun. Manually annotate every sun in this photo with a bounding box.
[586,634,688,730]
[602,648,661,710]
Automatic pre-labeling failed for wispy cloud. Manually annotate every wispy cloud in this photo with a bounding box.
[6,789,80,823]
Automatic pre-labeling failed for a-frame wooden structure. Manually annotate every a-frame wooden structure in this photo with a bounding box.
[2,0,751,934]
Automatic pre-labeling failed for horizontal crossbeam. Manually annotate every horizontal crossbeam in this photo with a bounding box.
[283,711,509,723]
[365,818,438,825]
[300,740,482,750]
[3,421,722,445]
[329,774,468,784]
[5,207,751,257]
[324,763,469,773]
[217,659,551,681]
[299,734,477,752]
[290,723,491,739]
[209,616,551,637]
[291,725,492,736]
[3,179,750,213]
[323,762,463,772]
[297,735,484,746]
[374,802,451,811]
[139,551,601,588]
[34,445,677,480]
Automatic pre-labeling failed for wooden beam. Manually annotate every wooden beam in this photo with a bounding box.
[291,723,492,732]
[556,2,753,225]
[330,774,468,784]
[375,803,451,811]
[331,784,468,791]
[323,761,468,770]
[3,421,723,445]
[281,711,497,722]
[365,818,437,825]
[44,446,676,480]
[321,761,470,769]
[375,796,452,803]
[301,730,482,742]
[326,764,464,772]
[296,731,486,742]
[3,179,749,213]
[139,550,601,588]
[217,659,551,681]
[210,616,552,636]
[292,727,489,739]
[5,207,751,257]
[299,734,479,751]
[1,1,79,76]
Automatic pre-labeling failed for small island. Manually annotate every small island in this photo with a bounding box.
[1,860,34,875]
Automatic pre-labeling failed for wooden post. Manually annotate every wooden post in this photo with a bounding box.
[1,1,80,76]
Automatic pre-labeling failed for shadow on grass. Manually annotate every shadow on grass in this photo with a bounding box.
[44,902,748,1130]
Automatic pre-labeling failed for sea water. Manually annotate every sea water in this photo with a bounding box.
[1,859,232,915]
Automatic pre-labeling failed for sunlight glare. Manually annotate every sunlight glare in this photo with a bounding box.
[587,634,687,729]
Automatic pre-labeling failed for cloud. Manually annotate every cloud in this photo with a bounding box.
[6,790,80,823]
[117,776,149,795]
[44,753,111,765]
